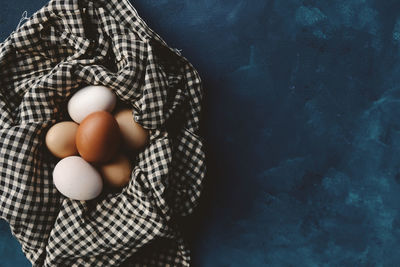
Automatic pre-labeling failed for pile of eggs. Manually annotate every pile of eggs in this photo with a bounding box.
[46,86,149,201]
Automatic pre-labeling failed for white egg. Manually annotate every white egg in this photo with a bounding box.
[53,156,103,201]
[68,85,116,123]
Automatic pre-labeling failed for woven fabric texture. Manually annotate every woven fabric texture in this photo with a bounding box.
[0,0,205,266]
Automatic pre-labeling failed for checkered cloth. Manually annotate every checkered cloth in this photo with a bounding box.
[0,0,205,266]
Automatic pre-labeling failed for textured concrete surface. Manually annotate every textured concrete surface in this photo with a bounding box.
[2,0,400,266]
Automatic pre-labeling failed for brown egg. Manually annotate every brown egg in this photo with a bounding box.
[99,153,132,188]
[45,121,79,158]
[76,111,120,163]
[114,109,149,151]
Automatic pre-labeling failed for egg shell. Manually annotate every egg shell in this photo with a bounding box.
[53,156,103,200]
[114,109,149,151]
[76,111,121,163]
[99,154,132,188]
[45,121,79,158]
[68,85,116,123]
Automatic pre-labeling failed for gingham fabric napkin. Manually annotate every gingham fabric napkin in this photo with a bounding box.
[0,0,205,266]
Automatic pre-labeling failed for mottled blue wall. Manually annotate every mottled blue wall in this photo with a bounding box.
[2,0,400,266]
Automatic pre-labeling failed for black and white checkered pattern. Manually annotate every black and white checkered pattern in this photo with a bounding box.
[0,0,205,266]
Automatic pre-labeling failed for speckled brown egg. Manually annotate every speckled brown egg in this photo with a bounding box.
[114,109,149,151]
[76,111,120,163]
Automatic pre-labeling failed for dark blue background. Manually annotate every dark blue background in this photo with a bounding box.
[2,0,400,266]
